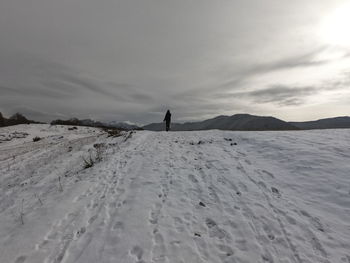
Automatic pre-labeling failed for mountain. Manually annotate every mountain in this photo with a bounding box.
[289,116,350,129]
[143,114,298,131]
[0,112,41,127]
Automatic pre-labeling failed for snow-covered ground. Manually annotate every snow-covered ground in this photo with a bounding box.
[0,125,349,263]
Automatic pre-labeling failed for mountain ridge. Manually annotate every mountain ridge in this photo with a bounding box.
[289,116,350,129]
[143,114,299,131]
[1,112,350,131]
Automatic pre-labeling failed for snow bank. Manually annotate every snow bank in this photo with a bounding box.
[0,125,349,263]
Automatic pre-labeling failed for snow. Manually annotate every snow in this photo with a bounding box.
[0,125,350,263]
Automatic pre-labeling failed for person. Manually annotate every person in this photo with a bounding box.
[163,110,171,131]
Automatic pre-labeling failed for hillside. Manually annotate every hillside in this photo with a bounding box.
[290,116,350,129]
[1,125,349,263]
[143,114,298,131]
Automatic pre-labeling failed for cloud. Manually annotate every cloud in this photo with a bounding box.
[240,85,316,106]
[175,47,329,101]
[234,72,350,107]
[0,85,71,99]
[0,55,133,101]
[129,93,154,103]
[219,47,328,90]
[59,75,126,101]
[6,106,67,122]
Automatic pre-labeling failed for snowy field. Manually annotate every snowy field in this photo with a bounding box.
[0,124,349,263]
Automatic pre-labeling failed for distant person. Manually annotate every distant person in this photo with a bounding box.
[163,110,171,132]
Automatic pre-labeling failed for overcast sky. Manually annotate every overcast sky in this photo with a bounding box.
[1,0,350,124]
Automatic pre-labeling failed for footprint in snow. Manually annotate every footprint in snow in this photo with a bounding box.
[217,244,234,257]
[271,187,281,198]
[130,246,143,260]
[112,221,124,231]
[14,255,26,263]
[75,227,86,238]
[88,215,98,224]
[206,218,217,228]
[300,210,325,232]
[188,174,198,183]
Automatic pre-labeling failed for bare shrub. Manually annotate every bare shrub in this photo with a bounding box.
[82,153,95,169]
[33,136,41,142]
[58,176,63,192]
[34,193,43,206]
[19,199,24,225]
[93,143,106,161]
[123,131,134,142]
[103,128,122,137]
[82,143,107,169]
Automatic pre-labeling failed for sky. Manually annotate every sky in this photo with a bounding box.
[1,0,350,124]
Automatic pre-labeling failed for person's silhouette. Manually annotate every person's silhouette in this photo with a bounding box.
[163,110,171,132]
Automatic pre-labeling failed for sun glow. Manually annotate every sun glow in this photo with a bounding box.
[321,3,350,47]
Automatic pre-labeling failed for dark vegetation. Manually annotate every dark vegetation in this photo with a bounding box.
[0,112,42,127]
[103,128,123,137]
[51,118,142,130]
[51,118,105,127]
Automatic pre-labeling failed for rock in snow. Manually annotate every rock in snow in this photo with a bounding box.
[0,124,350,263]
